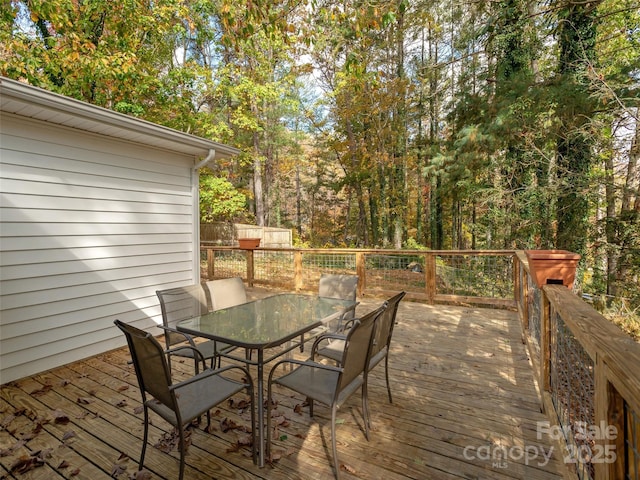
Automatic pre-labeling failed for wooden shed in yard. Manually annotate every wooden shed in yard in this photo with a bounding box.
[0,77,240,384]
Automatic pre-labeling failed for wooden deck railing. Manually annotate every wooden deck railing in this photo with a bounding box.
[200,245,640,479]
[515,251,640,480]
[200,246,516,308]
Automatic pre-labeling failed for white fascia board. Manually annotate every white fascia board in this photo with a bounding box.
[0,76,240,159]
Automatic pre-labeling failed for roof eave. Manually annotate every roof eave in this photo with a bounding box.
[0,77,240,159]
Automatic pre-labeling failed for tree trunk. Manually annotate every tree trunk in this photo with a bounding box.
[555,0,600,254]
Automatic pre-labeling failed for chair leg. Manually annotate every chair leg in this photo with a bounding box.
[140,406,149,474]
[362,382,371,436]
[178,426,186,480]
[266,383,273,460]
[331,404,341,480]
[249,384,257,463]
[385,356,393,403]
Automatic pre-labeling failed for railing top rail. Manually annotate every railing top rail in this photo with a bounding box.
[200,245,516,256]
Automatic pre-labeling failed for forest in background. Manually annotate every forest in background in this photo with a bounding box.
[1,0,638,313]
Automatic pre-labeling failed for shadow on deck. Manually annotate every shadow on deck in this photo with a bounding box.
[0,289,568,479]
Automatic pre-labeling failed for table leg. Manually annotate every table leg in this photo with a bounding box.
[257,349,265,467]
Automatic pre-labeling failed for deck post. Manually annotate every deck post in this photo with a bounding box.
[425,252,436,304]
[356,252,366,296]
[207,248,214,279]
[294,250,303,291]
[540,289,551,394]
[246,250,255,286]
[594,356,625,480]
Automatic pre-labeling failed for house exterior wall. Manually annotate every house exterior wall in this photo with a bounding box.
[0,113,199,383]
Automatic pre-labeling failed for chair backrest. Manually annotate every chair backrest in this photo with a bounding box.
[319,274,358,321]
[205,277,247,311]
[318,274,358,301]
[156,285,208,347]
[337,304,387,393]
[371,291,406,360]
[114,320,174,408]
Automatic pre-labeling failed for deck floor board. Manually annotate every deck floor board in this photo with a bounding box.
[1,291,569,479]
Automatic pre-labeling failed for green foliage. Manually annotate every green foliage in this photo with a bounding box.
[404,237,428,251]
[199,175,248,223]
[3,0,638,308]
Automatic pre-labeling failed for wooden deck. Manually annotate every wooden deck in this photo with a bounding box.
[0,291,570,480]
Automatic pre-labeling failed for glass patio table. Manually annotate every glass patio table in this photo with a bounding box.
[176,292,356,467]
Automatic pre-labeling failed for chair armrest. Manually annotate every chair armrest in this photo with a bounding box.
[165,345,206,364]
[171,364,253,391]
[310,332,347,358]
[158,324,198,346]
[338,318,357,332]
[268,358,343,382]
[335,302,359,330]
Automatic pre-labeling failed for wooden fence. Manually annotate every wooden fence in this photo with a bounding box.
[200,223,292,248]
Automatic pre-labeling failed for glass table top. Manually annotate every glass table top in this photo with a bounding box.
[176,293,354,349]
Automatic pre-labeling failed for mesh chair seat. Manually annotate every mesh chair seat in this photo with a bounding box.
[148,370,248,426]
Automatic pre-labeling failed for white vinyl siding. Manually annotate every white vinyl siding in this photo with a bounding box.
[0,114,198,383]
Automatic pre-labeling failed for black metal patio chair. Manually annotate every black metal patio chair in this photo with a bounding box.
[114,319,256,480]
[266,303,386,479]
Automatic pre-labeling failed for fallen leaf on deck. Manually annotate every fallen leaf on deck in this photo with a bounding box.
[228,397,251,412]
[14,407,27,416]
[111,463,127,476]
[30,385,53,396]
[204,423,217,434]
[1,414,16,428]
[268,450,283,463]
[220,417,241,432]
[236,433,253,446]
[9,455,44,474]
[154,428,190,453]
[132,470,152,479]
[20,432,37,442]
[53,410,70,425]
[33,448,53,461]
[340,463,356,474]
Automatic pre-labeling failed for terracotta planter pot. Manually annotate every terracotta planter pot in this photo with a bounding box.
[238,238,261,249]
[525,250,581,290]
